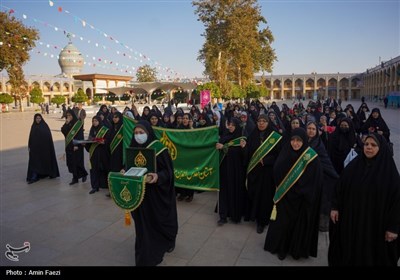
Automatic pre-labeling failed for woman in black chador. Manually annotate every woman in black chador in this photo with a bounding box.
[328,133,400,266]
[264,128,323,260]
[246,114,281,234]
[126,120,178,266]
[61,109,88,185]
[27,114,60,184]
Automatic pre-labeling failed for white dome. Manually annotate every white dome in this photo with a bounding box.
[58,42,84,78]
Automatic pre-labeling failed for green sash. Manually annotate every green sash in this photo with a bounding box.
[270,147,318,221]
[110,125,123,154]
[220,136,247,164]
[246,131,282,175]
[65,120,83,146]
[89,126,109,157]
[147,140,167,156]
[108,172,146,211]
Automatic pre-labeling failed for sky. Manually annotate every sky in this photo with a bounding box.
[1,0,399,79]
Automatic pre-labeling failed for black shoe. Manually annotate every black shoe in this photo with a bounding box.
[105,193,111,198]
[69,179,78,185]
[177,194,185,201]
[27,178,39,184]
[89,189,98,194]
[82,176,87,183]
[217,218,227,226]
[278,253,286,260]
[256,225,265,234]
[185,196,193,202]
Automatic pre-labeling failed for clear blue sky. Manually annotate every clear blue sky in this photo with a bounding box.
[1,0,399,79]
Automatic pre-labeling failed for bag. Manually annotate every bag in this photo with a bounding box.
[344,148,358,168]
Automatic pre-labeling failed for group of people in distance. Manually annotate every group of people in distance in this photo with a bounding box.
[26,97,399,266]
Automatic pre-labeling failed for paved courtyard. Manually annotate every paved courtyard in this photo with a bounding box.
[0,100,399,267]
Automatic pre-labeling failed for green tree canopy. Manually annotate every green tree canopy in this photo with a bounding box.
[196,82,222,98]
[136,64,157,82]
[0,93,14,104]
[0,11,39,111]
[29,87,44,105]
[193,0,276,94]
[71,88,88,104]
[51,95,66,107]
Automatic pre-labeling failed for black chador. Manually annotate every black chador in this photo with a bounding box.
[27,114,60,183]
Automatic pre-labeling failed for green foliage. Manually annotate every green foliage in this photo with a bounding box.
[29,87,44,104]
[245,83,269,99]
[93,95,102,103]
[0,93,14,104]
[173,91,188,103]
[0,12,39,110]
[51,95,65,106]
[71,88,88,103]
[193,0,276,91]
[136,64,157,82]
[196,82,221,98]
[120,94,130,101]
[230,83,245,99]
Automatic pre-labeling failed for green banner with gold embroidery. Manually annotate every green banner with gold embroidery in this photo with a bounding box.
[108,172,146,211]
[123,117,219,191]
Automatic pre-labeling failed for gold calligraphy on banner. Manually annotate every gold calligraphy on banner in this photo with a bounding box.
[174,166,214,181]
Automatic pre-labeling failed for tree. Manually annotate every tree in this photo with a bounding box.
[0,11,39,111]
[196,82,222,98]
[193,0,276,94]
[29,87,44,105]
[51,95,66,108]
[0,93,14,104]
[136,64,157,82]
[71,88,88,104]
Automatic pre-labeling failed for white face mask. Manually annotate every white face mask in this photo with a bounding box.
[134,133,148,144]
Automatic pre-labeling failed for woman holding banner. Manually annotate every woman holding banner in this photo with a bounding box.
[126,120,178,266]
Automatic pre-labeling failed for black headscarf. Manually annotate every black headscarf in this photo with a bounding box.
[274,128,309,186]
[89,116,102,139]
[130,120,156,148]
[219,117,242,144]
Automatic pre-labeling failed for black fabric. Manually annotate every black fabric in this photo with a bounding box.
[107,112,124,172]
[218,119,247,223]
[328,133,400,266]
[264,128,323,260]
[85,117,110,190]
[307,122,339,216]
[328,118,358,175]
[61,109,88,180]
[27,114,60,181]
[130,121,178,266]
[246,119,281,227]
[361,108,391,142]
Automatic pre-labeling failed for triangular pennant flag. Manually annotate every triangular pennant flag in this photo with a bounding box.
[49,1,54,7]
[58,7,62,12]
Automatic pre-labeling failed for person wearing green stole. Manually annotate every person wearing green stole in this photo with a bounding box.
[216,118,247,225]
[85,116,110,194]
[264,128,323,261]
[61,109,88,185]
[246,114,282,234]
[124,120,178,266]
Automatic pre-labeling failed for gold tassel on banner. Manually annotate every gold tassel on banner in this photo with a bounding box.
[125,211,131,226]
[270,204,277,221]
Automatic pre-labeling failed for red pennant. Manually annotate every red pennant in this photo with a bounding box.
[58,7,62,12]
[9,9,15,14]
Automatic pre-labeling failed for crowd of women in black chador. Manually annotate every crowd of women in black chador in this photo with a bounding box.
[27,114,60,184]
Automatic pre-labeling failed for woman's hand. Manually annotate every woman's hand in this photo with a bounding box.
[216,143,223,150]
[385,231,398,242]
[330,210,339,224]
[146,173,158,184]
[73,146,78,151]
[120,169,125,174]
[240,139,246,148]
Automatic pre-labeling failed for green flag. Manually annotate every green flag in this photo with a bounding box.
[123,116,220,191]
